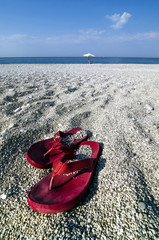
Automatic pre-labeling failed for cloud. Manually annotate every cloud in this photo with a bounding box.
[1,30,159,50]
[106,12,131,29]
[7,34,28,40]
[0,34,30,43]
[79,29,106,36]
[0,30,106,46]
[46,29,106,44]
[46,30,159,44]
[116,31,159,41]
[47,36,60,42]
[76,29,106,42]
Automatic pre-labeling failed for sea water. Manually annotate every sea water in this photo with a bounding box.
[0,57,159,64]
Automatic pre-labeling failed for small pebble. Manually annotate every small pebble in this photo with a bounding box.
[138,202,146,211]
[146,104,154,111]
[14,107,21,113]
[0,193,7,199]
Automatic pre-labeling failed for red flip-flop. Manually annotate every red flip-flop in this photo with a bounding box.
[27,141,101,214]
[26,127,88,169]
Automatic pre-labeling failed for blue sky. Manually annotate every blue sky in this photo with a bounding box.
[0,0,159,57]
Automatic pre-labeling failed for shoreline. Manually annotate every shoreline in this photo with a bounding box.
[0,64,159,239]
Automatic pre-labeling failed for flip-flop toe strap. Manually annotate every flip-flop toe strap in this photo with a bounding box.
[49,158,95,190]
[43,137,73,157]
[43,138,61,157]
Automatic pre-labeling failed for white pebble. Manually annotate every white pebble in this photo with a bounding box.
[0,193,7,199]
[14,107,21,113]
[146,104,154,111]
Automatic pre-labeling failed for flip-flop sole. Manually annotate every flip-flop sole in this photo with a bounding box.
[28,171,92,214]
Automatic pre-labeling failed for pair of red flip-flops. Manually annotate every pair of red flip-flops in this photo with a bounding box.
[26,127,101,214]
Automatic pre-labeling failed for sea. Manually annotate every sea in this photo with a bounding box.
[0,57,159,64]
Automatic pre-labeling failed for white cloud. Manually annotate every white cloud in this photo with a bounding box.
[143,31,159,39]
[55,30,159,43]
[46,36,60,42]
[1,30,159,49]
[0,30,106,46]
[79,29,106,36]
[0,34,30,42]
[76,29,106,42]
[106,12,131,29]
[45,29,106,44]
[7,34,28,40]
[116,31,159,41]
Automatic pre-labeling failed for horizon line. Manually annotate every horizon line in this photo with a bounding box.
[0,56,159,59]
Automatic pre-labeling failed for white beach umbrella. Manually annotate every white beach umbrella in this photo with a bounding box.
[83,53,95,63]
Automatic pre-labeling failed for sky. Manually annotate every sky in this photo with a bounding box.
[0,0,159,57]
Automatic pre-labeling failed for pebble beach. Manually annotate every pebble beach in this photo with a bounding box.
[0,64,159,239]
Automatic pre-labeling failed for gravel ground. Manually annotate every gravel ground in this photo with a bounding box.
[0,64,159,239]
